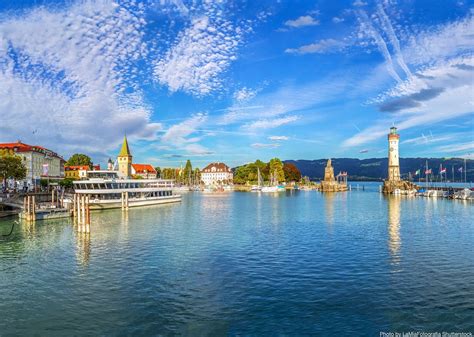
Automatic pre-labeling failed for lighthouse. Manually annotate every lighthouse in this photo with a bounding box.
[387,126,401,181]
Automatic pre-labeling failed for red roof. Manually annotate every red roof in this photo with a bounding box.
[132,164,156,174]
[65,165,90,171]
[0,141,63,160]
[202,162,232,173]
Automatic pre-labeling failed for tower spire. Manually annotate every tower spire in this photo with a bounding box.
[119,135,132,157]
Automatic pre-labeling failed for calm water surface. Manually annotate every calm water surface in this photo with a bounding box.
[1,186,473,336]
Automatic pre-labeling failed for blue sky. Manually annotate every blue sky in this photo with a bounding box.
[0,0,473,168]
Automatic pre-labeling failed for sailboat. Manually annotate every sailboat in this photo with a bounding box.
[251,167,263,191]
[261,169,285,193]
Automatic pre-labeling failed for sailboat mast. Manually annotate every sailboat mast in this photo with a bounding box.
[425,160,428,189]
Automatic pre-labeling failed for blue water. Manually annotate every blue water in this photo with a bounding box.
[1,187,473,336]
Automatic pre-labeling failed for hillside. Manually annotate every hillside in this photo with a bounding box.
[284,158,473,182]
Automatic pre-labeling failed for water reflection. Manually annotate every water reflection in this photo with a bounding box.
[75,231,91,267]
[387,196,401,266]
[324,193,335,227]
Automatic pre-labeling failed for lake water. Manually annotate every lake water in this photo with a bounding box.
[1,186,473,336]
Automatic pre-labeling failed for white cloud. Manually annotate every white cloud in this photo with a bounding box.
[251,143,281,149]
[0,0,160,160]
[285,39,347,54]
[244,116,299,130]
[161,113,207,145]
[284,15,320,28]
[344,57,474,147]
[220,76,350,126]
[356,9,403,83]
[268,136,289,141]
[153,4,246,97]
[332,17,345,23]
[436,141,474,154]
[234,87,258,102]
[353,0,367,6]
[184,143,214,155]
[403,15,474,66]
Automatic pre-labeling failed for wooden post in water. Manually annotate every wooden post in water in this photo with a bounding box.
[125,192,129,211]
[84,195,90,233]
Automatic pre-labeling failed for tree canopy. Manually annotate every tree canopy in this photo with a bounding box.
[269,158,285,183]
[66,153,92,167]
[183,159,193,185]
[283,162,302,182]
[0,154,27,181]
[234,158,301,185]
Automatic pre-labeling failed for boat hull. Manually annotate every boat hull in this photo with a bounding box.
[72,196,181,210]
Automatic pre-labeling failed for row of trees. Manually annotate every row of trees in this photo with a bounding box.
[233,158,301,185]
[156,160,201,185]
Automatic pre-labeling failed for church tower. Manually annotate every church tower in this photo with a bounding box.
[388,126,400,181]
[118,135,132,178]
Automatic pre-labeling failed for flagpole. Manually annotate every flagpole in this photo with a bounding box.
[425,160,428,190]
[464,158,467,183]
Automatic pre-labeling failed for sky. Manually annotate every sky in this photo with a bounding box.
[0,0,473,168]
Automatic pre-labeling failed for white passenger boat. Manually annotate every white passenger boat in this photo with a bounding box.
[71,178,181,210]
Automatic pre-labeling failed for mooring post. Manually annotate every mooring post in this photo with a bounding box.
[81,195,86,229]
[121,192,124,211]
[77,194,82,226]
[125,192,129,211]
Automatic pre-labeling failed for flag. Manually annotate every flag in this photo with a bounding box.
[42,163,49,176]
[425,169,432,175]
[440,168,446,174]
[458,167,463,172]
[415,169,420,175]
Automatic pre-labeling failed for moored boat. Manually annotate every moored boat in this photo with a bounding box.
[69,178,181,210]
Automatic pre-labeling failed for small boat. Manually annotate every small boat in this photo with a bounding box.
[261,170,285,193]
[454,188,471,200]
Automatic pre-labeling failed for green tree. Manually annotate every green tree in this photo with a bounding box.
[183,160,193,185]
[59,178,75,189]
[194,168,201,185]
[283,163,302,182]
[155,167,161,178]
[0,155,27,185]
[66,153,92,167]
[269,158,285,183]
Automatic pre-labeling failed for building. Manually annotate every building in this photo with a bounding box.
[382,127,418,194]
[64,165,90,180]
[117,135,132,178]
[319,159,348,192]
[115,135,156,179]
[131,164,157,179]
[388,126,401,181]
[107,158,114,171]
[201,162,233,186]
[0,141,65,188]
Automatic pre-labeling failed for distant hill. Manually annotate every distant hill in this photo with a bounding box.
[284,158,474,182]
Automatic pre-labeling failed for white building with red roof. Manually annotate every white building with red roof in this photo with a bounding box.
[131,164,157,179]
[0,141,65,188]
[201,162,233,186]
